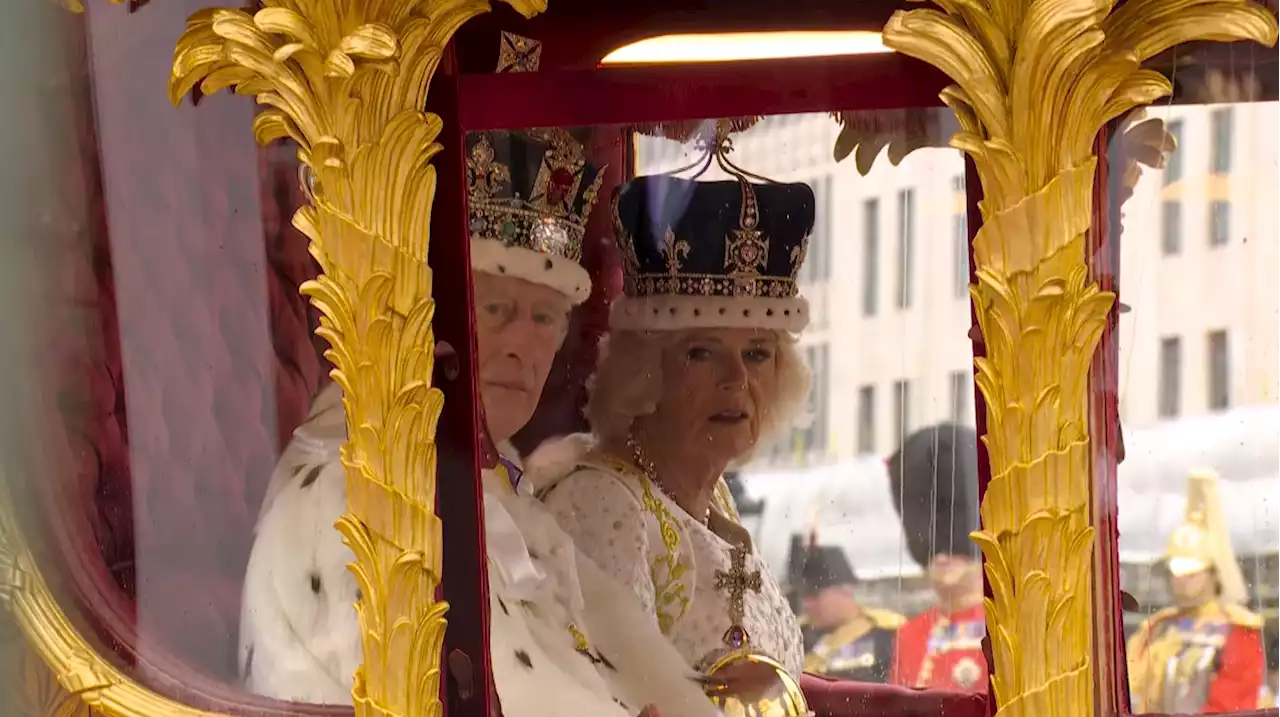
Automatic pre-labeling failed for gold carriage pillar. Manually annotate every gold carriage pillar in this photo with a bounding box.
[166,1,546,716]
[881,2,1276,717]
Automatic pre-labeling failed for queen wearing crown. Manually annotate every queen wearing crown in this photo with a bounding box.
[529,167,814,690]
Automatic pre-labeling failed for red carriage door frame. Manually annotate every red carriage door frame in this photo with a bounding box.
[440,52,991,717]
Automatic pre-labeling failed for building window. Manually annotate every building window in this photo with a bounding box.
[799,176,833,283]
[1210,108,1233,174]
[896,189,915,309]
[1158,336,1181,419]
[953,213,969,298]
[950,370,972,424]
[857,385,876,454]
[796,343,831,457]
[1207,330,1230,411]
[892,379,912,442]
[862,198,879,316]
[1208,201,1230,246]
[1161,201,1181,255]
[1163,120,1183,185]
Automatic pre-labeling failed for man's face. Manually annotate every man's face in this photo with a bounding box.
[1169,567,1214,608]
[928,553,982,595]
[800,586,851,630]
[473,272,572,444]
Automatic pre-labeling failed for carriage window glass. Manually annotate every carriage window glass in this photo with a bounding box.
[1109,62,1279,713]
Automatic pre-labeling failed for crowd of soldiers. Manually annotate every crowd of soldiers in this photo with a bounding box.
[785,425,1278,712]
[790,425,990,692]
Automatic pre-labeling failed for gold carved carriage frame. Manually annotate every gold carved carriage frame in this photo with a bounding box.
[1,1,1276,717]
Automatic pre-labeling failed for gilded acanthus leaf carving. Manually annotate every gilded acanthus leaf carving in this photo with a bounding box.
[1115,108,1176,201]
[168,1,545,716]
[831,109,948,176]
[881,0,1276,715]
[633,116,763,144]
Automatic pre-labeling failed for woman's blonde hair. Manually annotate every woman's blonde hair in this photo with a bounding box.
[586,329,812,464]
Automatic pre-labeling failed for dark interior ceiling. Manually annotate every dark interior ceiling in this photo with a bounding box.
[449,0,1278,104]
[451,0,906,72]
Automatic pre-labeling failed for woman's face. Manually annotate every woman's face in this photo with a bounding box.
[648,328,779,462]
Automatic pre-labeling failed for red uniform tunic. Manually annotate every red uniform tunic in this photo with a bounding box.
[889,604,987,692]
[1127,602,1266,712]
[1207,625,1266,711]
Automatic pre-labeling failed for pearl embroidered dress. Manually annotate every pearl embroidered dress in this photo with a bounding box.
[535,445,804,676]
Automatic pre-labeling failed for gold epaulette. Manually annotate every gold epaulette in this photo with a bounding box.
[1128,607,1179,649]
[863,608,908,630]
[1223,603,1264,629]
[1144,606,1181,627]
[1134,604,1263,633]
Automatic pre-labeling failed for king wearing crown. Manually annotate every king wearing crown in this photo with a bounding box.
[1127,469,1267,713]
[467,128,603,304]
[237,130,720,717]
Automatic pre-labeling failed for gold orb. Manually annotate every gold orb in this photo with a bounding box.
[701,650,810,717]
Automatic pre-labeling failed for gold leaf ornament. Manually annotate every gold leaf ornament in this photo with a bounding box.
[831,109,945,176]
[168,1,546,716]
[881,0,1276,716]
[1113,108,1177,199]
[632,116,763,145]
[1117,110,1174,173]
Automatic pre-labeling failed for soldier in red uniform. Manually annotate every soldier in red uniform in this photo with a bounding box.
[886,424,989,692]
[1127,469,1266,713]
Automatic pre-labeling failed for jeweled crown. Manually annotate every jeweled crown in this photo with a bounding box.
[611,176,815,300]
[466,129,606,264]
